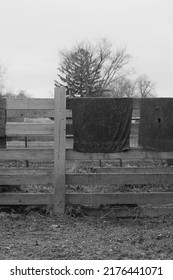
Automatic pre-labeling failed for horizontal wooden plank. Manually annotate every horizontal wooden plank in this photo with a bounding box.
[7,109,54,119]
[66,192,173,205]
[0,168,53,174]
[6,99,54,110]
[66,149,173,160]
[7,135,55,141]
[0,173,53,185]
[0,149,53,161]
[95,167,173,174]
[3,170,173,186]
[6,123,54,136]
[81,205,173,218]
[7,138,73,149]
[0,192,173,207]
[7,109,72,119]
[66,173,173,185]
[7,141,55,148]
[0,193,53,205]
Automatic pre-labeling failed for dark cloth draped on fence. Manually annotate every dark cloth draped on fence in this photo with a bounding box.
[0,98,6,149]
[139,98,173,151]
[67,98,133,153]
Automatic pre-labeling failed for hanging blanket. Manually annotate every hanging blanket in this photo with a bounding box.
[0,98,6,149]
[67,98,133,153]
[139,98,173,151]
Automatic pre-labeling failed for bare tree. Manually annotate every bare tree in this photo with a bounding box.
[108,76,136,98]
[135,74,156,98]
[55,39,131,97]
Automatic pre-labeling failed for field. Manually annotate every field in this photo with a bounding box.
[1,159,173,260]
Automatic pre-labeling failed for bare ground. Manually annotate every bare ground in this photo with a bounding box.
[0,206,173,260]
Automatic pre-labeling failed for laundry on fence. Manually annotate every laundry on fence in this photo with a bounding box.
[139,98,173,151]
[67,98,133,153]
[0,98,6,149]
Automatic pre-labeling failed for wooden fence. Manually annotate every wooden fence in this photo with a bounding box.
[0,87,173,215]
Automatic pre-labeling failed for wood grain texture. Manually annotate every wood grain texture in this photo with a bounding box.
[0,148,53,160]
[6,138,73,149]
[6,98,54,110]
[6,123,54,136]
[0,193,53,205]
[95,167,173,174]
[66,149,173,160]
[66,192,173,205]
[53,87,66,214]
[0,168,53,174]
[66,173,173,185]
[0,173,53,185]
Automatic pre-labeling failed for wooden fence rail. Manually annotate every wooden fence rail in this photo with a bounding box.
[0,88,173,215]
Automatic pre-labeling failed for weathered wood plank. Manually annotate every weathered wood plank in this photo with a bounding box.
[7,138,73,149]
[7,109,72,119]
[66,192,173,205]
[95,167,173,174]
[7,109,54,119]
[1,148,171,162]
[66,173,173,185]
[66,149,173,160]
[0,149,53,160]
[0,193,53,205]
[0,168,53,174]
[6,99,54,110]
[81,205,173,218]
[6,123,54,136]
[53,87,66,214]
[0,173,53,185]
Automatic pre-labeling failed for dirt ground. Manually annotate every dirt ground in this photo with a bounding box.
[0,206,173,260]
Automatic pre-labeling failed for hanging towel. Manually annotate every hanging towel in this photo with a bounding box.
[67,98,133,153]
[139,98,173,151]
[0,98,6,149]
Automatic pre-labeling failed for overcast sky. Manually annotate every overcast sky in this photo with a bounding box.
[0,0,173,97]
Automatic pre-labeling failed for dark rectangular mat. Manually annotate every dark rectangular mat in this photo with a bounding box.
[139,98,173,151]
[67,98,133,153]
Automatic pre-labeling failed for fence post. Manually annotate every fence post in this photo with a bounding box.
[53,87,66,215]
